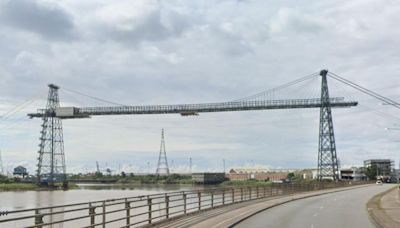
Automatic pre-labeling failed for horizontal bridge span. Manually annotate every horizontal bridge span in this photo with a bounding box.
[28,97,357,119]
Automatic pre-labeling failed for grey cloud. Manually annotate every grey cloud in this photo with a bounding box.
[0,0,76,40]
[95,4,192,44]
[0,0,399,172]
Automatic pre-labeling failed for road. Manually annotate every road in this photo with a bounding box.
[235,184,394,228]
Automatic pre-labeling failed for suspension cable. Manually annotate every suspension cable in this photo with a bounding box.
[61,87,127,106]
[233,72,319,102]
[328,72,400,109]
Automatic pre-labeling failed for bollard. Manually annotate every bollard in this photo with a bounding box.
[34,209,44,228]
[125,199,130,226]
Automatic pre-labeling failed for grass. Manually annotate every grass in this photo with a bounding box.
[0,183,40,191]
[0,182,79,191]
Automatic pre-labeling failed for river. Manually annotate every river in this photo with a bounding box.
[0,184,198,211]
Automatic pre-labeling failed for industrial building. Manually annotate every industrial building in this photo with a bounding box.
[192,173,226,184]
[13,166,28,178]
[339,167,367,181]
[227,168,290,182]
[364,159,394,181]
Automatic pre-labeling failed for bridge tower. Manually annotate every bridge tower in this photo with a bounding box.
[156,129,170,175]
[36,84,67,187]
[0,150,4,175]
[318,70,339,181]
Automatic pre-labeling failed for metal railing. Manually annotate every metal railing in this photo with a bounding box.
[0,182,368,227]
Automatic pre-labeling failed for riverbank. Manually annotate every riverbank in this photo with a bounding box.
[0,183,39,191]
[0,183,79,191]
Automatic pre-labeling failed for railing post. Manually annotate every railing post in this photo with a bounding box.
[256,187,259,198]
[198,192,201,211]
[183,193,187,214]
[231,188,235,203]
[125,199,130,226]
[222,189,225,205]
[240,188,243,202]
[211,191,214,208]
[249,187,252,200]
[88,203,96,228]
[165,194,170,219]
[263,186,266,197]
[102,201,106,228]
[34,209,44,228]
[148,197,152,224]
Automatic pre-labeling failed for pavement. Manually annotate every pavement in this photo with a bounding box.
[368,185,400,228]
[150,184,380,228]
[236,184,394,228]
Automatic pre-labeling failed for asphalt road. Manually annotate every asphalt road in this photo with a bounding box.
[236,184,394,228]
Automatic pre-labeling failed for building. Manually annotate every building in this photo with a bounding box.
[13,166,28,178]
[340,167,367,181]
[364,159,395,181]
[192,173,226,184]
[227,168,289,182]
[390,169,400,183]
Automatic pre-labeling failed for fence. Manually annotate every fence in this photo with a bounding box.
[0,181,368,227]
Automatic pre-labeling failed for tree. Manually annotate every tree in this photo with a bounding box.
[365,165,377,180]
[121,172,126,178]
[287,172,295,180]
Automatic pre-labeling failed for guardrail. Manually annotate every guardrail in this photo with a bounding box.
[0,181,369,227]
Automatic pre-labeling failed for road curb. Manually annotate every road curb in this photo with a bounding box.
[367,185,399,228]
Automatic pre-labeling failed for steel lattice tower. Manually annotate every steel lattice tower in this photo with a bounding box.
[36,84,67,187]
[156,129,170,175]
[0,150,4,175]
[318,70,339,180]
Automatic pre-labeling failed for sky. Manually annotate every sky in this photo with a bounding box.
[0,0,399,174]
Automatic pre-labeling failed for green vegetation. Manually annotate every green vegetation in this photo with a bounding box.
[365,165,378,180]
[0,183,39,191]
[116,173,194,185]
[0,174,79,191]
[69,172,194,185]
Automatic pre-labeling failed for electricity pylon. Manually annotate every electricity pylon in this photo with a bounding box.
[0,150,4,175]
[317,70,339,180]
[36,84,67,187]
[156,129,170,176]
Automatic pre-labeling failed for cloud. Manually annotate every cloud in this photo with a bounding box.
[92,0,193,44]
[0,0,399,174]
[0,0,76,40]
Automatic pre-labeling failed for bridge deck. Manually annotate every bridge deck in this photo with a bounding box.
[28,97,357,118]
